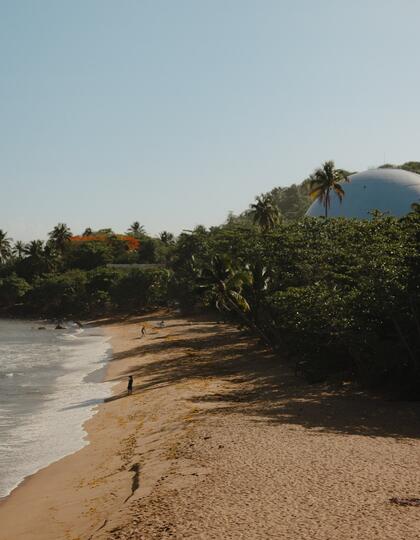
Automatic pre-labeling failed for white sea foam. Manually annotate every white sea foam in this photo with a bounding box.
[0,320,113,498]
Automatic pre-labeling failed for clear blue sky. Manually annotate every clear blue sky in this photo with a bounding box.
[2,0,420,241]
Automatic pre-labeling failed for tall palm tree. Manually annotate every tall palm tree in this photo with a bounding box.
[49,223,72,252]
[127,222,145,237]
[250,195,281,232]
[309,160,349,218]
[0,230,12,263]
[13,240,26,259]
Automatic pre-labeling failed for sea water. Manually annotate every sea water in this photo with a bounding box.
[0,319,112,498]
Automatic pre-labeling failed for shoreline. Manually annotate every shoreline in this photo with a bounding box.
[0,312,419,539]
[0,312,171,539]
[0,320,114,504]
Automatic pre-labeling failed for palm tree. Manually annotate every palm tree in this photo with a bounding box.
[24,240,45,259]
[82,227,93,236]
[250,195,280,232]
[49,223,72,252]
[127,222,145,237]
[159,231,174,244]
[13,240,26,259]
[198,255,251,312]
[198,256,270,345]
[0,230,12,263]
[24,240,57,276]
[309,160,349,218]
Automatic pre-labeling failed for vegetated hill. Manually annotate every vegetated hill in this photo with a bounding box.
[227,161,420,224]
[225,181,312,226]
[379,161,420,175]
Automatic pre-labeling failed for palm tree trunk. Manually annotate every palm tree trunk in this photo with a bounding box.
[324,187,330,219]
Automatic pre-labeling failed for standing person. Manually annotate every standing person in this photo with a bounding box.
[127,375,133,395]
[140,325,146,337]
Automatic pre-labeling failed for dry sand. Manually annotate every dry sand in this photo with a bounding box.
[0,312,420,539]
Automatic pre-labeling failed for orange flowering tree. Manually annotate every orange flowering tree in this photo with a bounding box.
[70,234,140,252]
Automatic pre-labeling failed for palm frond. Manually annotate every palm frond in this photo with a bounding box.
[229,290,250,312]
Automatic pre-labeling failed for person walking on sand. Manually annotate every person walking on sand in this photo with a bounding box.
[127,375,133,395]
[140,325,146,337]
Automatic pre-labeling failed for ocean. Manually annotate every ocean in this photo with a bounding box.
[0,319,112,499]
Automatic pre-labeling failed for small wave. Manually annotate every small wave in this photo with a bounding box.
[61,334,78,341]
[59,327,85,342]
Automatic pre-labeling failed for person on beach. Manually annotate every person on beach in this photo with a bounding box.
[140,325,146,337]
[127,375,133,395]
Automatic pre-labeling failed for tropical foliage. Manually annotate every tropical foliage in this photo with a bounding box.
[0,222,175,318]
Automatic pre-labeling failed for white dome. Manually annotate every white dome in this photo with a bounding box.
[305,168,420,218]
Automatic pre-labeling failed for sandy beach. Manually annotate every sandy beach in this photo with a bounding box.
[0,312,419,539]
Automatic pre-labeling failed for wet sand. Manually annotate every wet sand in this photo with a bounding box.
[0,312,419,539]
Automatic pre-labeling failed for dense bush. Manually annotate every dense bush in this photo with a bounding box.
[168,216,420,394]
[0,274,30,311]
[26,270,89,317]
[66,241,113,270]
[111,268,171,310]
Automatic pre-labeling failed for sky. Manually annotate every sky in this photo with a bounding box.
[2,0,420,241]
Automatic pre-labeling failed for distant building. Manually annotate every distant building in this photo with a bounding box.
[306,168,420,218]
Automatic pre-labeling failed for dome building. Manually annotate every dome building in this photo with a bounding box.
[305,168,420,218]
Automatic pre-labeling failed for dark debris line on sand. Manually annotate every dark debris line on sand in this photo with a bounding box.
[390,497,420,507]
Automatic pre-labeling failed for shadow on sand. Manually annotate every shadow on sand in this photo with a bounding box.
[103,319,420,440]
[60,393,131,410]
[68,313,420,439]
